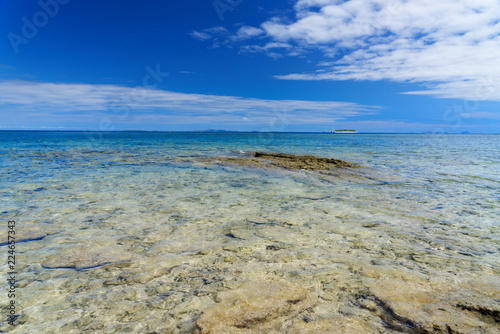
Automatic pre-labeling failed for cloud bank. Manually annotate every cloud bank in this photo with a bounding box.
[0,80,380,129]
[196,0,500,101]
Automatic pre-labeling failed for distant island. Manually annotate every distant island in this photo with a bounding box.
[333,129,357,133]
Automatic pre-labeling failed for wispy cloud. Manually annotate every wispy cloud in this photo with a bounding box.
[240,42,293,58]
[189,26,229,41]
[189,26,231,48]
[219,0,500,101]
[0,64,16,70]
[0,80,380,128]
[231,26,265,41]
[460,112,500,121]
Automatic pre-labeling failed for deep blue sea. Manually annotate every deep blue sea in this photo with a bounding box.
[1,132,499,333]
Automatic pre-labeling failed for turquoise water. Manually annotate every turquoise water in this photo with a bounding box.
[1,132,499,333]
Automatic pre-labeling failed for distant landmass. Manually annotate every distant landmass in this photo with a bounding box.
[333,129,357,133]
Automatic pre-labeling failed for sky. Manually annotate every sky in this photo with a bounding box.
[0,0,499,133]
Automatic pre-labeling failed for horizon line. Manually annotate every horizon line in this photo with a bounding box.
[0,130,496,135]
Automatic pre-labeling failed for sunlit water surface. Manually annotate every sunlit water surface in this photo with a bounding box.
[1,132,499,333]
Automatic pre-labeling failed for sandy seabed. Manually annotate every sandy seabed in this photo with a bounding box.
[2,150,499,334]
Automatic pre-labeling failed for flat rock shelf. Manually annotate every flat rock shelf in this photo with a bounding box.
[204,152,360,172]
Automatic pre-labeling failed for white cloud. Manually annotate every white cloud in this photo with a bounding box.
[190,31,212,41]
[190,26,229,41]
[232,0,500,101]
[240,41,293,58]
[231,26,265,41]
[0,80,380,127]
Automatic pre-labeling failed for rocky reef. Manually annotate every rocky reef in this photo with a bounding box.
[6,149,499,334]
[196,280,315,333]
[203,152,360,172]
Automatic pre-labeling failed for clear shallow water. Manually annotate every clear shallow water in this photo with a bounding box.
[0,132,499,333]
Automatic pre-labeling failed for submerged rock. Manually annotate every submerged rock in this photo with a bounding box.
[42,246,132,270]
[252,152,359,170]
[202,151,359,172]
[286,317,377,334]
[362,265,500,333]
[196,280,315,333]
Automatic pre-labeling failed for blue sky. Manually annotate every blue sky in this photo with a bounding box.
[0,0,499,132]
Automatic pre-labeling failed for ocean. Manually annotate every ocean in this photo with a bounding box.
[1,131,499,333]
